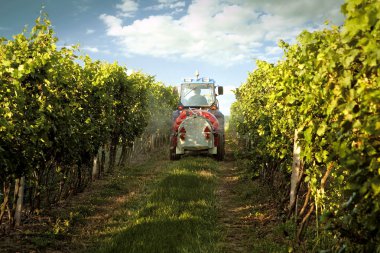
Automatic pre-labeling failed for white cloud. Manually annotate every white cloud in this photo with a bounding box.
[155,0,185,9]
[167,1,186,9]
[82,46,111,54]
[82,46,99,53]
[145,0,186,15]
[86,29,95,34]
[100,0,344,66]
[116,0,138,17]
[265,46,283,56]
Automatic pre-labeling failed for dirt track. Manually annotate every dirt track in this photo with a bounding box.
[217,157,257,252]
[0,150,285,252]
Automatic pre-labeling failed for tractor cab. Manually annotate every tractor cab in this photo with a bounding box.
[178,76,223,110]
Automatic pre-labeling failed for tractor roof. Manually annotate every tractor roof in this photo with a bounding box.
[182,77,215,84]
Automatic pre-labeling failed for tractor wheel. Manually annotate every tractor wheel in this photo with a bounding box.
[215,134,225,161]
[169,148,181,160]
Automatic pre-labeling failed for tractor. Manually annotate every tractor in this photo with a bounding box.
[170,72,225,161]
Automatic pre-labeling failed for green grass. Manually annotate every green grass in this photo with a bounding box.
[91,156,220,253]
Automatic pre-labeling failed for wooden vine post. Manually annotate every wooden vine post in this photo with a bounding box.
[92,155,99,181]
[289,129,303,217]
[15,177,25,226]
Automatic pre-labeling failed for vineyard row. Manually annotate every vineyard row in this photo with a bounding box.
[230,0,379,251]
[0,16,177,228]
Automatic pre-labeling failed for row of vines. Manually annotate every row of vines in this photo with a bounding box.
[231,0,379,251]
[0,16,177,229]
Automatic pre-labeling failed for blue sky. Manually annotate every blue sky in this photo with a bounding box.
[0,0,345,115]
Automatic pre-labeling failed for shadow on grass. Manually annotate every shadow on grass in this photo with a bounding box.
[153,173,213,201]
[98,217,216,253]
[90,157,220,253]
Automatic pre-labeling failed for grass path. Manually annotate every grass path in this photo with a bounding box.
[0,152,170,252]
[216,153,290,253]
[70,153,171,252]
[70,153,220,253]
[216,158,257,252]
[1,150,290,252]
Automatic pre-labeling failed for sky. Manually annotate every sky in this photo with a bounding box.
[0,0,345,115]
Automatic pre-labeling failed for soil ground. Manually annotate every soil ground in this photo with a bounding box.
[0,149,290,253]
[216,152,288,253]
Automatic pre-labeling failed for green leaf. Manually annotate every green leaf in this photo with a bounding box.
[317,122,327,136]
[372,181,380,196]
[304,127,313,143]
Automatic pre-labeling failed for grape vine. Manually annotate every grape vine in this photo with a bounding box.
[0,15,177,227]
[231,0,379,250]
